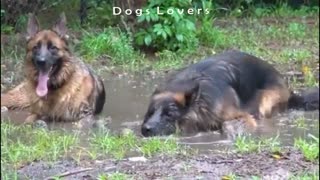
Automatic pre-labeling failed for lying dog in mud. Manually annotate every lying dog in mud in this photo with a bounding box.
[1,13,105,127]
[141,50,319,137]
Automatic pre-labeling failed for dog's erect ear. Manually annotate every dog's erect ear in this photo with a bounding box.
[173,83,200,107]
[26,13,40,40]
[152,87,162,96]
[184,83,200,107]
[53,12,68,39]
[172,93,186,106]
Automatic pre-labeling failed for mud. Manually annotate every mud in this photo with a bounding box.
[2,73,319,154]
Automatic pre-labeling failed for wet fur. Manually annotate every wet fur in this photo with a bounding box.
[1,13,105,123]
[143,50,318,136]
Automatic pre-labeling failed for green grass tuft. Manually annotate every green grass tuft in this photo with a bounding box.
[79,27,141,66]
[139,137,179,157]
[1,122,78,166]
[90,131,180,159]
[294,134,319,161]
[234,135,281,153]
[97,172,131,180]
[90,131,138,160]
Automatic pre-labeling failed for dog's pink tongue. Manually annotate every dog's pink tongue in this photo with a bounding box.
[36,71,49,97]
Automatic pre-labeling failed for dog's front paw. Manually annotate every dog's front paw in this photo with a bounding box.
[1,106,8,113]
[33,120,48,130]
[222,119,247,140]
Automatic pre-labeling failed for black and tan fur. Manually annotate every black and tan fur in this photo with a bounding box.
[1,13,105,125]
[141,50,318,137]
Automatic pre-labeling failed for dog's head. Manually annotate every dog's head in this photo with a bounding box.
[141,83,199,137]
[26,13,70,97]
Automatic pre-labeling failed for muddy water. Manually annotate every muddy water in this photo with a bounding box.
[2,73,319,153]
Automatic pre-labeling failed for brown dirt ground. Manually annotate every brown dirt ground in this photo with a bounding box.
[15,147,318,180]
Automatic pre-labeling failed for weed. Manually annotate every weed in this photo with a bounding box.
[294,134,319,161]
[302,66,319,87]
[90,131,137,160]
[97,172,131,180]
[135,0,198,51]
[73,146,99,163]
[1,122,78,166]
[1,24,14,34]
[264,25,283,39]
[254,7,272,17]
[250,176,261,180]
[294,116,307,129]
[234,135,281,153]
[289,171,319,180]
[197,23,229,48]
[262,136,282,153]
[279,49,312,63]
[139,137,179,157]
[304,72,318,87]
[234,135,259,153]
[287,22,306,38]
[274,4,319,17]
[153,50,185,70]
[79,28,140,66]
[1,166,19,180]
[196,0,228,49]
[90,131,181,159]
[221,173,238,180]
[84,0,118,27]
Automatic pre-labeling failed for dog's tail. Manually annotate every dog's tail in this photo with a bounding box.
[288,87,319,111]
[1,81,31,110]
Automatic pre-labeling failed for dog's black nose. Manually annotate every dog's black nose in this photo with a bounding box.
[141,124,153,137]
[36,57,46,66]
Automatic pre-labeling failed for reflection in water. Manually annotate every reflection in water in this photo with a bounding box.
[2,73,319,153]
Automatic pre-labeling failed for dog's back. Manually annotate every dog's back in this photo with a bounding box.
[165,50,286,106]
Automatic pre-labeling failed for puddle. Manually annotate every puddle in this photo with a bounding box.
[2,73,319,153]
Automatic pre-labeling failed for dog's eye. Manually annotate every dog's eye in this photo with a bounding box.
[168,103,177,110]
[164,108,175,117]
[49,45,58,51]
[33,42,41,50]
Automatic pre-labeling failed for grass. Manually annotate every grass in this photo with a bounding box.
[294,134,319,161]
[234,135,281,153]
[294,116,308,129]
[222,171,319,180]
[290,171,319,180]
[1,167,19,180]
[273,5,319,17]
[302,66,319,87]
[1,122,78,167]
[1,122,182,164]
[279,49,312,63]
[196,17,230,49]
[221,174,238,180]
[287,22,307,38]
[97,172,131,180]
[90,131,181,159]
[90,131,138,160]
[78,27,142,67]
[1,121,183,177]
[139,137,179,157]
[153,50,185,70]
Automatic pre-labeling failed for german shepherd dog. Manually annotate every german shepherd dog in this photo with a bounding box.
[1,13,105,126]
[141,50,319,137]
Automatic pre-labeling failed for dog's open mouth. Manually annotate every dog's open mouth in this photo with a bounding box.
[36,66,54,97]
